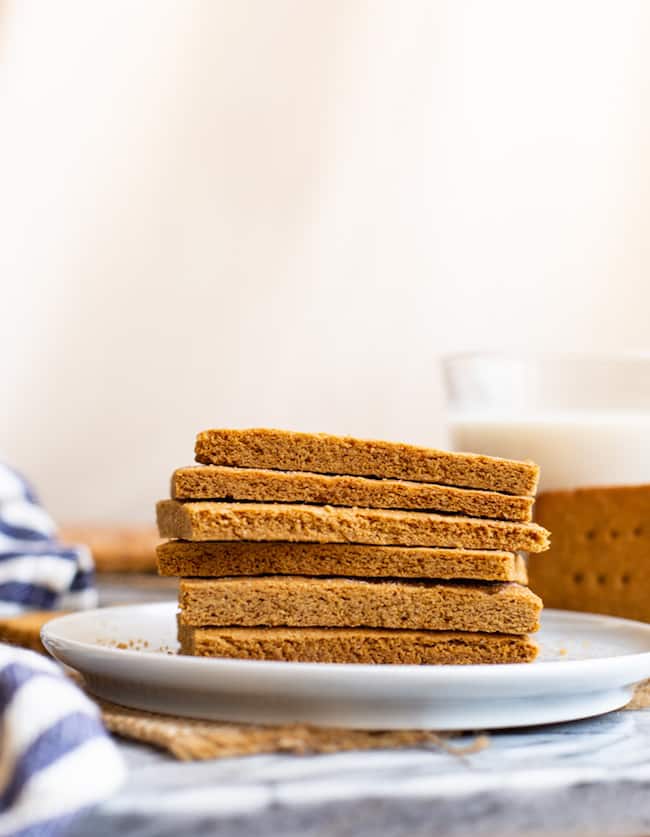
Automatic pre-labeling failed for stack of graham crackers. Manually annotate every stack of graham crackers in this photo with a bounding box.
[156,429,549,664]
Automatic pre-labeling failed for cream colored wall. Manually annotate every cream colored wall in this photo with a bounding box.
[1,1,649,522]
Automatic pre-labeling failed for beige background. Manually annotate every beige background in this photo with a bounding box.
[0,1,649,522]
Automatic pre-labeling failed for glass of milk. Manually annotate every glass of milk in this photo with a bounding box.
[443,353,650,492]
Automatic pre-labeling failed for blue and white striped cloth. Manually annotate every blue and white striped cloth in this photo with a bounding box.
[0,646,125,836]
[0,465,96,613]
[0,464,122,835]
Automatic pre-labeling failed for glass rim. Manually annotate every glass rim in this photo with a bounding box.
[442,350,650,366]
[442,350,650,411]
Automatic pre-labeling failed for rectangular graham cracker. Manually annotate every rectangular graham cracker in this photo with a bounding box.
[178,623,539,664]
[194,429,539,496]
[179,576,542,633]
[172,465,533,522]
[528,484,650,622]
[156,500,549,552]
[157,541,528,583]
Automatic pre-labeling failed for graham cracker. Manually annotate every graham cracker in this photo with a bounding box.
[178,624,538,664]
[157,541,528,583]
[172,465,533,522]
[156,501,549,552]
[528,484,650,621]
[179,576,542,634]
[194,428,539,495]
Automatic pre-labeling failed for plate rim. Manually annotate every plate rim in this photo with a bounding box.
[41,601,650,683]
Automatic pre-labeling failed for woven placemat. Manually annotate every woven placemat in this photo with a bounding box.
[3,610,649,760]
[0,610,62,653]
[625,679,650,710]
[95,694,487,760]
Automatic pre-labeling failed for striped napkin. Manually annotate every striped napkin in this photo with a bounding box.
[0,645,125,836]
[0,465,121,834]
[0,464,96,612]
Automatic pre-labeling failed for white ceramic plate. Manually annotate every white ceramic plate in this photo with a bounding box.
[41,603,650,730]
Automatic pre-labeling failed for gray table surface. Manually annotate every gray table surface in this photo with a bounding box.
[66,576,650,837]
